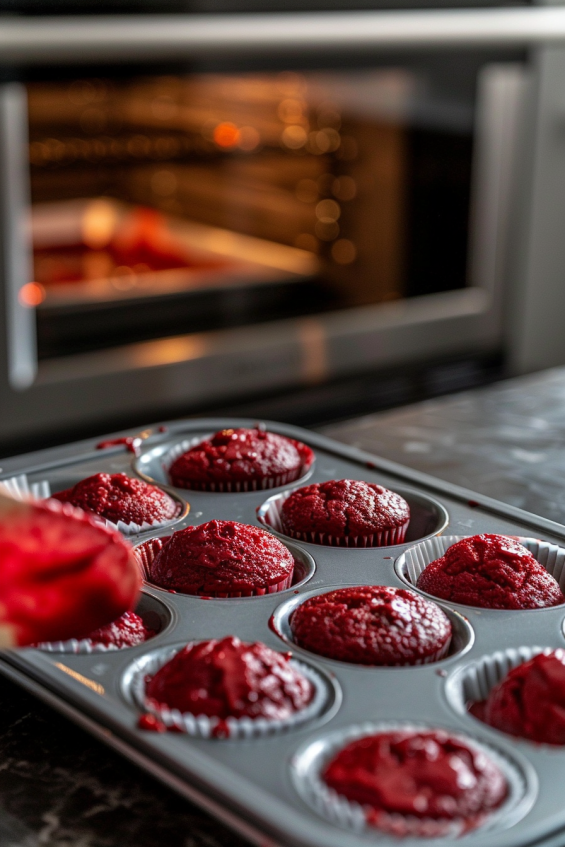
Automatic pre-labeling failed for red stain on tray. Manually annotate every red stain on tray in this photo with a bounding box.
[96,436,142,456]
[212,719,231,739]
[138,713,166,732]
[467,500,480,508]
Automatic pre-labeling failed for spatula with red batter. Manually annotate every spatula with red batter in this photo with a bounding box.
[0,491,141,647]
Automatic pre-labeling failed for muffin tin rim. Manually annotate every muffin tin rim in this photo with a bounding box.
[288,719,538,840]
[269,582,475,670]
[120,638,343,737]
[133,431,316,493]
[133,534,317,601]
[395,535,565,614]
[256,482,450,551]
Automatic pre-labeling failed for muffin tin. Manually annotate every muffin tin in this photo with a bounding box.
[2,417,565,846]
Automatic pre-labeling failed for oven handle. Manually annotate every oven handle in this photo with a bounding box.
[1,8,565,63]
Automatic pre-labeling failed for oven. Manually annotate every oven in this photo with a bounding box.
[1,7,562,452]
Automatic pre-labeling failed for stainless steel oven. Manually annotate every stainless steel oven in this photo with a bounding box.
[1,7,563,450]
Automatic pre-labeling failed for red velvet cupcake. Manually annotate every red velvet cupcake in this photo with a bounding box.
[321,728,508,836]
[479,650,565,744]
[35,609,155,652]
[139,636,322,737]
[53,472,180,532]
[167,427,313,492]
[147,519,295,596]
[416,534,564,609]
[290,586,452,665]
[280,479,410,547]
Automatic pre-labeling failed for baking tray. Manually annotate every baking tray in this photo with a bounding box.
[2,417,565,847]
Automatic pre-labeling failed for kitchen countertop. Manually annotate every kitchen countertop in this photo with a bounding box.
[2,366,565,847]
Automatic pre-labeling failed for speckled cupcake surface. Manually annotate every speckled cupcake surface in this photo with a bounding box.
[478,650,565,744]
[167,427,313,491]
[53,472,179,526]
[290,585,451,665]
[145,635,314,721]
[280,479,410,547]
[322,728,508,835]
[148,519,295,597]
[417,534,565,609]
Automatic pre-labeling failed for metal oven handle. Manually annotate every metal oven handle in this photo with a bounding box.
[1,7,565,63]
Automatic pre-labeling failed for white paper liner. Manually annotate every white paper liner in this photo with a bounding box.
[162,433,313,492]
[291,721,531,839]
[134,536,295,597]
[257,488,408,548]
[128,642,328,739]
[446,645,550,715]
[396,535,565,607]
[0,473,185,536]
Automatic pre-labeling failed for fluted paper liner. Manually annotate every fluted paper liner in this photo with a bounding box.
[257,489,408,548]
[291,720,532,838]
[161,434,314,492]
[127,642,328,739]
[446,645,550,717]
[134,536,297,597]
[0,473,186,536]
[396,535,565,604]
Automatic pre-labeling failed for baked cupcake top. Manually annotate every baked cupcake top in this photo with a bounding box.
[481,650,565,744]
[84,609,155,649]
[280,479,410,540]
[168,427,313,489]
[148,519,295,595]
[416,534,564,609]
[290,585,452,665]
[145,635,313,720]
[53,472,179,526]
[322,729,507,830]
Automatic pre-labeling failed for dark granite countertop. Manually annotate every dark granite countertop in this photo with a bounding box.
[2,367,565,847]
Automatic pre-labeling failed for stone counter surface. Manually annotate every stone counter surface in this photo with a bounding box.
[2,367,565,847]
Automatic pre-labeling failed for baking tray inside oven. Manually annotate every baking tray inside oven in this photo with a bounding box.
[2,418,565,847]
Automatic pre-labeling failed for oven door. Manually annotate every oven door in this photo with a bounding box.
[0,10,543,449]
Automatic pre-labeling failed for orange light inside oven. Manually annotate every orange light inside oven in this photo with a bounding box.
[213,122,241,148]
[19,281,46,306]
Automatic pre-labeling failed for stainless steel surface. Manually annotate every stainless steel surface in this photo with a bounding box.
[1,9,565,63]
[0,83,35,391]
[323,367,565,526]
[3,417,565,846]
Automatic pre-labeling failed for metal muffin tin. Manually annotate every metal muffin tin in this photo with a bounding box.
[3,417,565,846]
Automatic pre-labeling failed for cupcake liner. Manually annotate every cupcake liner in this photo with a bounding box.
[0,473,50,500]
[126,642,329,739]
[32,593,172,654]
[396,535,565,605]
[0,473,187,536]
[290,720,533,838]
[134,535,297,597]
[162,434,313,493]
[446,645,549,716]
[257,488,409,548]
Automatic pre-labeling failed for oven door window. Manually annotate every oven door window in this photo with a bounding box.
[27,65,478,359]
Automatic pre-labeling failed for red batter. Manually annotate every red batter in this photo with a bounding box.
[280,479,410,545]
[148,519,294,596]
[168,427,313,490]
[480,650,565,744]
[0,498,140,645]
[417,534,564,609]
[53,473,179,526]
[290,586,452,665]
[145,635,313,720]
[85,610,155,649]
[323,730,507,830]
